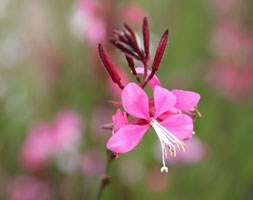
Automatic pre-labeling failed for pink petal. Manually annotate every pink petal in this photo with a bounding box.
[154,86,176,118]
[135,67,161,90]
[160,114,193,140]
[112,109,129,133]
[171,90,200,111]
[107,124,149,153]
[122,83,149,119]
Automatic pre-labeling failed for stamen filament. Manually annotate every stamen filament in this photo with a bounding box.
[150,119,186,172]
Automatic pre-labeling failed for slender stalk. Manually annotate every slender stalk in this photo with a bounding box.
[141,59,149,84]
[142,70,155,88]
[96,151,117,200]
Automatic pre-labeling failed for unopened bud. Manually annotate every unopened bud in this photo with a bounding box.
[151,30,169,72]
[98,44,122,85]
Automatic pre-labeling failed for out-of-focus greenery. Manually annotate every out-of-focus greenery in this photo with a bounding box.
[0,0,252,200]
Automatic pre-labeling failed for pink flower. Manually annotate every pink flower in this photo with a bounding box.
[52,110,83,152]
[20,110,84,170]
[119,3,147,26]
[211,22,252,59]
[70,0,106,45]
[20,123,53,170]
[107,82,199,172]
[208,61,253,100]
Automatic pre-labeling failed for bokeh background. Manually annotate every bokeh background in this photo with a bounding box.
[0,0,253,199]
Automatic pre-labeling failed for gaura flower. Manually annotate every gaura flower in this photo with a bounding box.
[107,82,200,172]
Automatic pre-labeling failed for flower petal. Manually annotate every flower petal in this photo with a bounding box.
[154,86,176,118]
[135,67,161,89]
[107,124,149,153]
[122,83,149,119]
[160,114,193,140]
[171,90,200,111]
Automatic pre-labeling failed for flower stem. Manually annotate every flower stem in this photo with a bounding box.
[96,150,117,200]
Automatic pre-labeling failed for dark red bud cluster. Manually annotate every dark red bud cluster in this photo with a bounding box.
[98,17,169,89]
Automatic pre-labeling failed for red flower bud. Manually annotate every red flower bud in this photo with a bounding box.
[142,17,150,57]
[98,44,122,85]
[152,30,169,72]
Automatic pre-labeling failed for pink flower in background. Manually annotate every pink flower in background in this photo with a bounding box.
[154,137,206,165]
[208,21,253,100]
[119,3,146,26]
[70,0,106,45]
[107,83,198,172]
[7,175,52,200]
[52,110,83,152]
[20,123,53,170]
[70,0,147,46]
[20,110,84,171]
[211,22,252,59]
[208,61,253,100]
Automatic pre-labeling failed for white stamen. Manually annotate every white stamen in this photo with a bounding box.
[150,119,186,173]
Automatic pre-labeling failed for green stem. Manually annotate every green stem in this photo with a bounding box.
[96,151,116,200]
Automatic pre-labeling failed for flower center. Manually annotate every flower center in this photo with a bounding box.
[150,119,186,173]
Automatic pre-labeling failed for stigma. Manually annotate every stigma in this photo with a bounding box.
[150,119,186,173]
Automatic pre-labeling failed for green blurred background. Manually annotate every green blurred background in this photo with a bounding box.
[0,0,253,199]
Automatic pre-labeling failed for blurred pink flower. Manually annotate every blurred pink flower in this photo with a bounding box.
[208,61,253,100]
[7,175,52,200]
[70,0,106,45]
[20,123,53,170]
[20,110,84,170]
[154,136,206,165]
[119,3,147,26]
[209,21,253,101]
[107,83,196,172]
[52,110,83,152]
[211,22,252,59]
[70,0,147,46]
